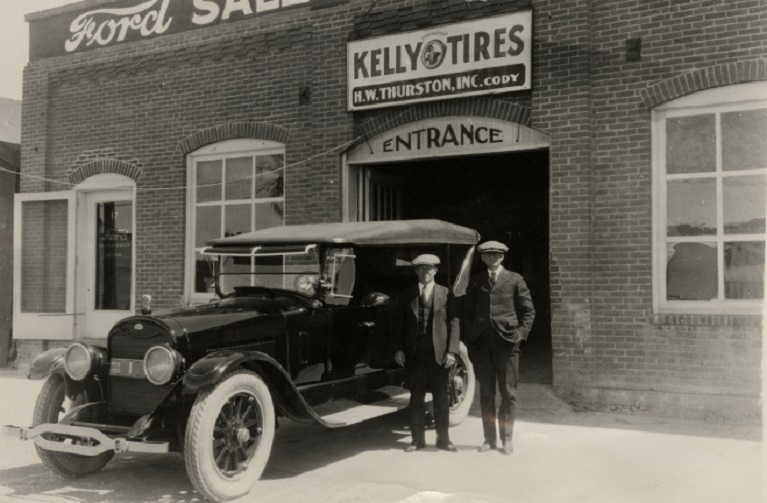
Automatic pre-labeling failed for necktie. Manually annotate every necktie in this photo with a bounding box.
[490,272,496,286]
[418,287,428,334]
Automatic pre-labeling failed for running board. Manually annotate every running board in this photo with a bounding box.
[312,385,411,426]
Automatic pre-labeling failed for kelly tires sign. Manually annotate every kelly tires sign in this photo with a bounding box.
[347,11,532,111]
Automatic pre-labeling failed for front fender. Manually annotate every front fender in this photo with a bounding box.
[183,351,344,427]
[28,348,67,380]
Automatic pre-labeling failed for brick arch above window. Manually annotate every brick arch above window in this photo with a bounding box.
[179,122,290,155]
[355,99,533,142]
[68,158,142,185]
[640,58,767,109]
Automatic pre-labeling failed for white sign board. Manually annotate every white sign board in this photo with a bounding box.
[347,11,532,111]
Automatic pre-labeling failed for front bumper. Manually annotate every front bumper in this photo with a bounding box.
[2,424,169,456]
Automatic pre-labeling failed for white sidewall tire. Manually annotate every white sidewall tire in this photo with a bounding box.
[449,342,475,426]
[184,370,275,502]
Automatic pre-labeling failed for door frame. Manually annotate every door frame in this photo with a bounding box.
[75,175,136,340]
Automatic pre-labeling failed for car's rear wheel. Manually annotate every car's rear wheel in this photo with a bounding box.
[448,342,475,426]
[33,374,114,478]
[184,369,275,502]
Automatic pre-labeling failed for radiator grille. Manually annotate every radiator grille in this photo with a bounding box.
[108,325,174,416]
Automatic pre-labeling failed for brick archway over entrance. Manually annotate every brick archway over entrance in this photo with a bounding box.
[354,98,533,146]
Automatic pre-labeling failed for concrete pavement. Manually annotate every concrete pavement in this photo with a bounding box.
[0,368,762,503]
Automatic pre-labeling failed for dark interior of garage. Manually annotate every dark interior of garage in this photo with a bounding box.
[366,148,551,383]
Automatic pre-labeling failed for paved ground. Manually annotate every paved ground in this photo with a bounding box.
[0,369,763,503]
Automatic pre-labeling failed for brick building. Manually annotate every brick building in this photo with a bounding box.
[14,0,765,419]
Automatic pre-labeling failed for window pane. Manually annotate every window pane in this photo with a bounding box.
[225,157,253,201]
[722,109,767,171]
[723,175,766,234]
[667,179,716,236]
[666,242,717,300]
[256,155,284,198]
[225,204,251,237]
[196,206,221,247]
[256,202,284,230]
[724,241,764,299]
[21,200,68,313]
[220,256,252,293]
[95,201,132,310]
[255,256,284,289]
[666,114,716,174]
[195,252,217,294]
[197,160,222,202]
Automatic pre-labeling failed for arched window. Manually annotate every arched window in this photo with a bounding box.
[186,139,285,303]
[652,82,766,314]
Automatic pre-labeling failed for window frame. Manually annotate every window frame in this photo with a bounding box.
[185,139,286,305]
[652,82,767,315]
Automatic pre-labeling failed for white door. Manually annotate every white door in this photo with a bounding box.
[77,190,134,339]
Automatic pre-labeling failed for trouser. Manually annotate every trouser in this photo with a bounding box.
[468,330,520,445]
[407,346,450,446]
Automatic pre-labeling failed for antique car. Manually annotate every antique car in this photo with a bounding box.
[4,219,479,501]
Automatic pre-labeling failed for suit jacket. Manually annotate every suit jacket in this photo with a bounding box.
[392,283,460,365]
[461,268,535,347]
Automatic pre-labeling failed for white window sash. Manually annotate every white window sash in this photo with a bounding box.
[652,85,767,315]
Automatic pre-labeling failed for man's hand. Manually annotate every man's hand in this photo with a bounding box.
[442,352,456,368]
[394,351,406,367]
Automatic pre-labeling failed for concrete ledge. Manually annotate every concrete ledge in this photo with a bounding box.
[554,386,761,423]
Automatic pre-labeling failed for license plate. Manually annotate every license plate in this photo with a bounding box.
[109,359,145,379]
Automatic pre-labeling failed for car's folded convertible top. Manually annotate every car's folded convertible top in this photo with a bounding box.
[204,219,480,250]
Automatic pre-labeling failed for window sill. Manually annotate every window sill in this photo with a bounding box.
[650,313,762,328]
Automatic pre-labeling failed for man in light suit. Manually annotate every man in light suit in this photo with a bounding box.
[461,241,535,455]
[393,254,460,452]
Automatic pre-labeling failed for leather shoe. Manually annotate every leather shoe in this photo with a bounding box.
[405,443,425,452]
[478,442,496,452]
[501,442,513,455]
[436,441,458,452]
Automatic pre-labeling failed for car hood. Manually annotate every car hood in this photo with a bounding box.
[150,295,309,335]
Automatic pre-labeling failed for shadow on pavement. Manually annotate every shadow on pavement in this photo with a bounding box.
[0,411,414,502]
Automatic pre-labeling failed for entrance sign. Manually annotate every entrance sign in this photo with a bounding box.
[347,117,549,163]
[347,11,532,111]
[28,0,310,60]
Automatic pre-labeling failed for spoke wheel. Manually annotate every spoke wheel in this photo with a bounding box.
[185,370,275,502]
[33,374,113,478]
[448,343,475,426]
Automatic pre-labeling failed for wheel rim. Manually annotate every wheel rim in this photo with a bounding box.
[448,357,468,411]
[212,391,263,478]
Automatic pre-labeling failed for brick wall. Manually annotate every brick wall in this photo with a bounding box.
[583,0,765,417]
[17,0,765,417]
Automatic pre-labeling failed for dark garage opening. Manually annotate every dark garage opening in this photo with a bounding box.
[363,149,551,383]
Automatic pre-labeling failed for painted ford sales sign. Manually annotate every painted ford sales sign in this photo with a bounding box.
[347,11,532,111]
[29,0,309,61]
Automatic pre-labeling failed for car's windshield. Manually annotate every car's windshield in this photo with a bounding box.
[215,246,356,301]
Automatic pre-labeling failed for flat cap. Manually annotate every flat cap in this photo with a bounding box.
[477,241,509,254]
[411,254,441,266]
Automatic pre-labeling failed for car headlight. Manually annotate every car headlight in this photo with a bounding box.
[64,343,96,381]
[143,346,182,385]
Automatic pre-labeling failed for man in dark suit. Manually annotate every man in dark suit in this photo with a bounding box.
[461,241,535,455]
[393,254,460,452]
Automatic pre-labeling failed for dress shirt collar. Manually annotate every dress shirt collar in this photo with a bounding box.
[488,265,505,279]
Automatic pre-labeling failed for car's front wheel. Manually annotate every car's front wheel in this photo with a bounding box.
[448,342,475,426]
[33,374,114,478]
[184,369,275,502]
